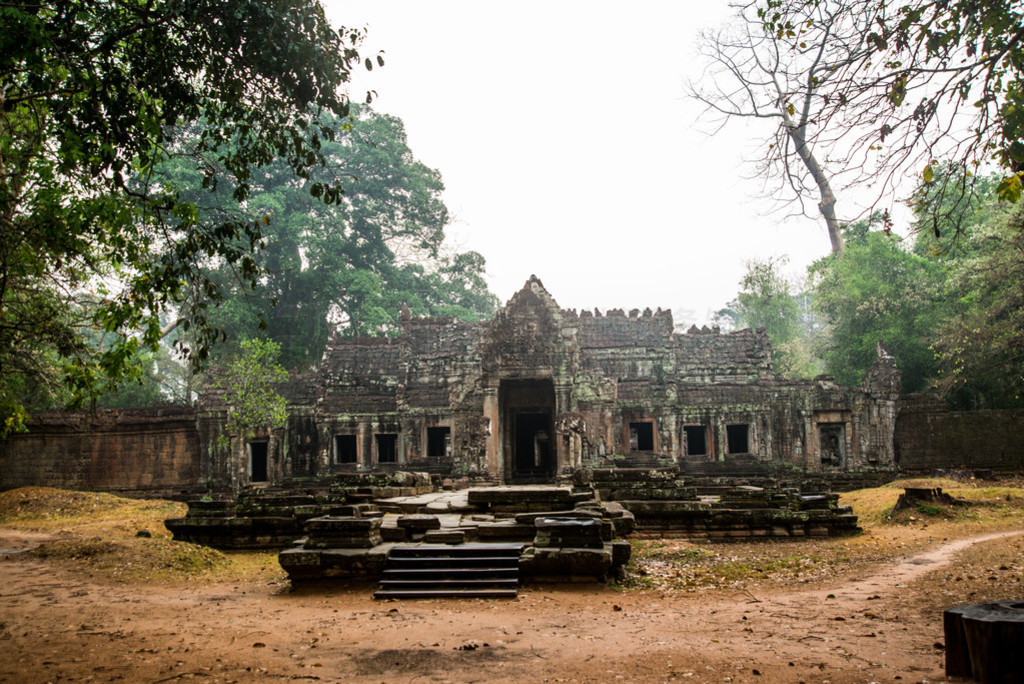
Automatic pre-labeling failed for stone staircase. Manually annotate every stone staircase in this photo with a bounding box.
[373,543,523,600]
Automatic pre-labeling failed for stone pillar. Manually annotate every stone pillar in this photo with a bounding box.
[553,380,573,474]
[803,413,815,470]
[357,421,370,471]
[662,413,678,460]
[483,385,500,480]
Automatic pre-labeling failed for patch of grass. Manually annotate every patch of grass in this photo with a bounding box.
[915,501,944,516]
[1,487,285,584]
[626,538,850,591]
[622,478,1024,594]
[0,486,185,533]
[842,478,1024,527]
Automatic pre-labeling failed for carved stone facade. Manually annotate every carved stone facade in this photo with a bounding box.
[195,276,902,488]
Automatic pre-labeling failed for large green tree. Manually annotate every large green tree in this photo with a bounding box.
[1,0,372,433]
[162,107,498,370]
[913,166,1024,407]
[728,256,821,377]
[809,222,945,391]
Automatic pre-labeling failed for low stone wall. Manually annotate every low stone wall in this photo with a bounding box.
[895,396,1024,472]
[0,407,200,498]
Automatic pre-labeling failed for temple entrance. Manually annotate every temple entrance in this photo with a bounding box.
[500,380,555,481]
[248,441,269,482]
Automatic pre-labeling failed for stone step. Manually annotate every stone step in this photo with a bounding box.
[374,543,523,600]
[386,555,520,568]
[388,543,523,558]
[381,567,519,579]
[379,578,519,589]
[374,588,518,600]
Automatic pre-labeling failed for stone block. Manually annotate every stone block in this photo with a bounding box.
[475,521,536,541]
[305,533,383,549]
[533,517,604,549]
[609,540,632,567]
[467,486,576,507]
[303,516,382,534]
[422,529,466,544]
[396,514,441,530]
[514,510,601,524]
[320,547,389,579]
[522,546,613,580]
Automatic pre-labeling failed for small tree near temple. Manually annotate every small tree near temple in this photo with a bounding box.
[216,339,289,449]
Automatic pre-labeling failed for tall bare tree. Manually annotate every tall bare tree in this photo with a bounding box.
[690,2,877,254]
[699,0,1024,251]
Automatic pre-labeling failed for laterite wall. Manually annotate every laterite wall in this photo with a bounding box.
[0,407,200,498]
[894,395,1024,472]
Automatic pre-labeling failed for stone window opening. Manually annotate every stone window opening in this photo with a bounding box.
[427,426,451,459]
[629,421,655,452]
[726,424,750,454]
[334,434,357,465]
[376,433,398,464]
[819,424,846,467]
[684,425,708,456]
[248,441,269,482]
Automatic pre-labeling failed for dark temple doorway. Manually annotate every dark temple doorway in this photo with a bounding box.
[500,380,555,481]
[249,441,269,482]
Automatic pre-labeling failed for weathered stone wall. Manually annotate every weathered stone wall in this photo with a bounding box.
[0,407,200,497]
[895,395,1024,471]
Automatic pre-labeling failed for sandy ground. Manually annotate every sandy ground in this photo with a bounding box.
[2,529,1022,683]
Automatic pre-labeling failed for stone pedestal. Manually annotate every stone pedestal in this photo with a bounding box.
[945,600,1024,683]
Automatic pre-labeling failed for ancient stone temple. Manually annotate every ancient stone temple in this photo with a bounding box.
[196,276,902,489]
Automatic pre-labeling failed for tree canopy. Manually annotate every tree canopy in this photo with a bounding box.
[809,223,945,392]
[166,107,499,369]
[215,339,290,445]
[759,0,1024,219]
[1,0,373,433]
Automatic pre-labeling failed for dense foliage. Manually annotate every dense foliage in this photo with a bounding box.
[719,165,1024,406]
[926,199,1024,408]
[758,0,1024,217]
[0,0,372,434]
[164,107,498,370]
[809,224,944,392]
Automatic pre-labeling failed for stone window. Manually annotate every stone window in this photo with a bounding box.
[248,441,269,482]
[684,425,708,456]
[629,421,655,452]
[726,424,749,454]
[334,434,357,465]
[819,424,846,467]
[376,434,398,463]
[427,426,451,459]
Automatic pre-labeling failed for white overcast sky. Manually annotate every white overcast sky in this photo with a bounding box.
[321,1,854,326]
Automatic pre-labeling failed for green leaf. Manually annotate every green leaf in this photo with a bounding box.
[996,174,1022,203]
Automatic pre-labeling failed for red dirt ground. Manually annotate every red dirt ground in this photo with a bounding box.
[2,528,1022,683]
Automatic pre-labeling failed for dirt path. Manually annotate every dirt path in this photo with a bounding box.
[1,530,1020,683]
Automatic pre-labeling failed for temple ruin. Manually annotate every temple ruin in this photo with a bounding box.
[197,276,902,490]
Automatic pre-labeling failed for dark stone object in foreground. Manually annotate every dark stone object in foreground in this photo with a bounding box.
[894,486,966,512]
[944,600,1024,683]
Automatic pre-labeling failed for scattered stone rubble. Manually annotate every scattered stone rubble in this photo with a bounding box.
[166,467,861,585]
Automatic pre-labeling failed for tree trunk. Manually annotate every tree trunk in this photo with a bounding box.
[788,123,845,255]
